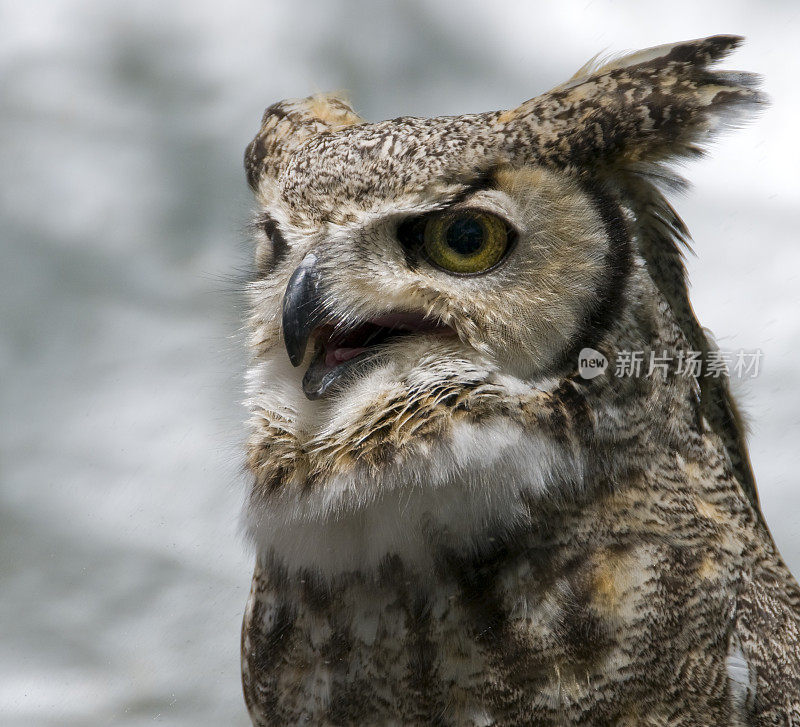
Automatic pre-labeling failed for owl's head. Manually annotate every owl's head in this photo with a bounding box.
[243,36,763,570]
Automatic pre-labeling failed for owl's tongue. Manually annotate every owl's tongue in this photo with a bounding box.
[321,312,451,368]
[302,312,454,399]
[326,346,367,367]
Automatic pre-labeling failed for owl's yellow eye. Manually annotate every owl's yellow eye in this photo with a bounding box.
[422,211,510,275]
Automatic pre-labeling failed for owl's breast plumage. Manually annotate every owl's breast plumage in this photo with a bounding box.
[241,460,770,726]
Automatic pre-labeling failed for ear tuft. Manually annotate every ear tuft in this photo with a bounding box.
[244,93,363,191]
[498,35,766,174]
[572,34,745,83]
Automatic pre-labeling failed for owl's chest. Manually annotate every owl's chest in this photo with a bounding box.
[242,536,743,726]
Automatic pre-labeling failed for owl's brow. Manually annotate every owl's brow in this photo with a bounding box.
[434,166,499,211]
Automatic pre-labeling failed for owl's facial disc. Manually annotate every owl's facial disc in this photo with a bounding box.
[282,254,454,399]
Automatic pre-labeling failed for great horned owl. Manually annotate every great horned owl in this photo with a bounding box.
[239,36,800,726]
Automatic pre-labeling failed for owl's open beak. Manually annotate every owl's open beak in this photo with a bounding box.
[283,253,456,399]
[282,252,325,367]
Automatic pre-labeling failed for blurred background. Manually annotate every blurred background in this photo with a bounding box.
[1,1,798,724]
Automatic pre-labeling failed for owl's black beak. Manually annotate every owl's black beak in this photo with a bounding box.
[282,253,324,367]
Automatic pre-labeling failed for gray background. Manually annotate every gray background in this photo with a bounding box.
[1,1,798,725]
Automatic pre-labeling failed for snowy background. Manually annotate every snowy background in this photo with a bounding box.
[1,1,798,725]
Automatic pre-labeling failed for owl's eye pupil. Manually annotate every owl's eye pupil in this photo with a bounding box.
[408,209,512,275]
[445,218,485,256]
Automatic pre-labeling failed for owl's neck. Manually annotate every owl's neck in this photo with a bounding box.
[245,370,720,578]
[248,403,581,575]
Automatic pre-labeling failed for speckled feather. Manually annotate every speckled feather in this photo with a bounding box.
[240,36,799,726]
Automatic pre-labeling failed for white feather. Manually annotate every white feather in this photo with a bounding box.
[726,631,755,722]
[247,409,581,576]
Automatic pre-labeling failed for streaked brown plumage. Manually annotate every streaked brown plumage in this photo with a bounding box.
[240,36,800,725]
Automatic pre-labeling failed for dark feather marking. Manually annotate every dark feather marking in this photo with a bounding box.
[554,181,632,373]
[251,601,295,673]
[441,540,513,648]
[299,570,332,613]
[242,597,296,722]
[258,214,289,274]
[551,379,593,438]
[441,165,500,208]
[405,596,448,725]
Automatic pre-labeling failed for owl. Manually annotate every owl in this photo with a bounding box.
[239,36,800,726]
